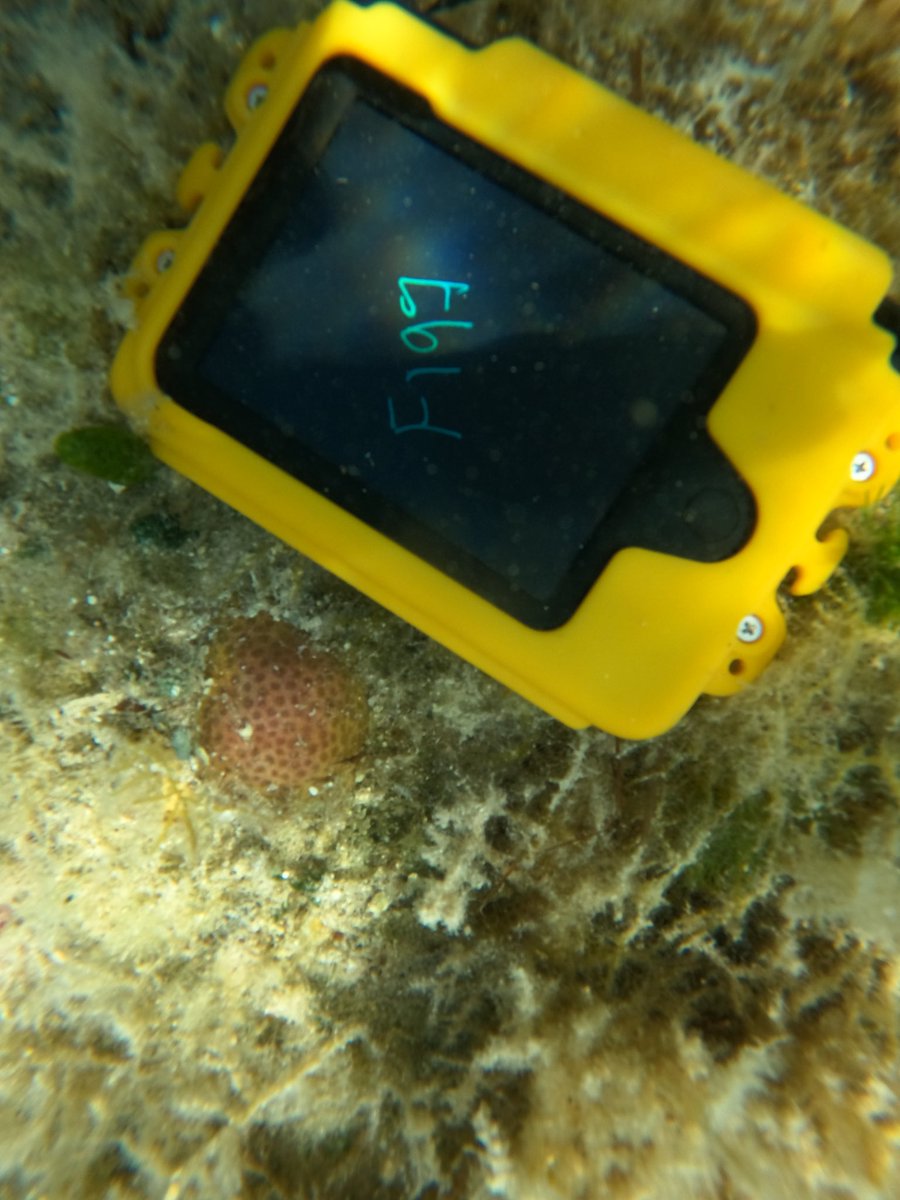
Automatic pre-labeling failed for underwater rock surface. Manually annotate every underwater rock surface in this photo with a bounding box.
[0,1,898,1198]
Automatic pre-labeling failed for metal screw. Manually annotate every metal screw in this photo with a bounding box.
[737,614,764,644]
[850,451,876,483]
[156,248,175,273]
[247,83,269,110]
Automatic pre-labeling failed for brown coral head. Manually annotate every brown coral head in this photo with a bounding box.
[197,612,368,791]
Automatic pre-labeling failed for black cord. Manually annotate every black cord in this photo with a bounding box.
[354,0,480,11]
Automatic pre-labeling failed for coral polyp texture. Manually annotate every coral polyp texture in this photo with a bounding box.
[198,613,367,790]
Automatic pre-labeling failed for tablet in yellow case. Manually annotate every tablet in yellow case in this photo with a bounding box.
[111,0,900,737]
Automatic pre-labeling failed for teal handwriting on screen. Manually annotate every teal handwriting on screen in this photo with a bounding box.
[389,276,472,440]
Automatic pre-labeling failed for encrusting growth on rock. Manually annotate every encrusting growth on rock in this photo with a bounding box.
[197,612,368,791]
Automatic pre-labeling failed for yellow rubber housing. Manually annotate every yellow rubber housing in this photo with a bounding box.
[111,0,900,737]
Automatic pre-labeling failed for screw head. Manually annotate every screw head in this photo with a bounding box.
[850,451,876,483]
[737,614,764,644]
[247,83,269,110]
[155,248,175,273]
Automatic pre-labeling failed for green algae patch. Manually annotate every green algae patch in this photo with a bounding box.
[844,498,900,627]
[54,425,157,487]
[129,510,190,549]
[665,790,776,910]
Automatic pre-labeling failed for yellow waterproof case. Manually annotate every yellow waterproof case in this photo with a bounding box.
[111,0,900,737]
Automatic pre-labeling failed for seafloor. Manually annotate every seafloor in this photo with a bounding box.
[1,1,899,1197]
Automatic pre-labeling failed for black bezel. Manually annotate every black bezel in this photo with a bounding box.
[157,56,758,629]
